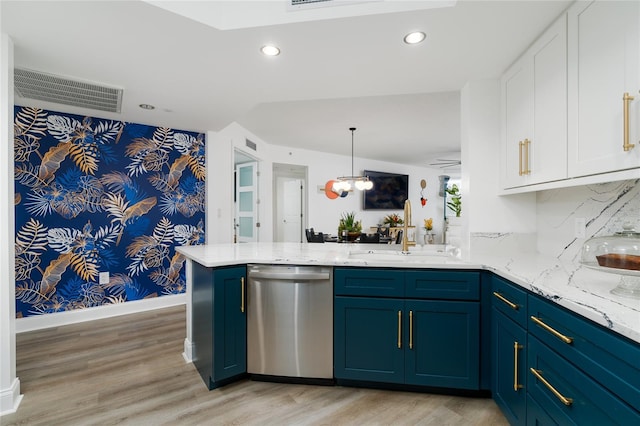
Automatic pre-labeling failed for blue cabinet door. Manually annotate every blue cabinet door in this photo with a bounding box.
[404,299,480,389]
[212,266,247,386]
[334,296,405,384]
[492,307,527,426]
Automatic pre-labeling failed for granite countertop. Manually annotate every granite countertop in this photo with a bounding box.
[176,242,640,345]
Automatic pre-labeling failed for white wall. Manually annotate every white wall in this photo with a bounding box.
[267,143,446,240]
[462,79,537,237]
[0,33,22,416]
[208,122,448,243]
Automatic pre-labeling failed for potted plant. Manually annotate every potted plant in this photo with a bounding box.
[445,184,462,218]
[383,213,404,228]
[338,211,362,241]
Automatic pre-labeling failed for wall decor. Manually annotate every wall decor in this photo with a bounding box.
[13,106,206,317]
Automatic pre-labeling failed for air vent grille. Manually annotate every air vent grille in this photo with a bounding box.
[246,139,257,151]
[14,68,123,113]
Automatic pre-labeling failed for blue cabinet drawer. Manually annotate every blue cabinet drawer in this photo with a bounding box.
[405,270,480,300]
[528,296,640,409]
[334,268,404,297]
[528,336,640,424]
[491,274,528,328]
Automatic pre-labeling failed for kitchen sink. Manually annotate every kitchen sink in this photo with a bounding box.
[347,247,458,264]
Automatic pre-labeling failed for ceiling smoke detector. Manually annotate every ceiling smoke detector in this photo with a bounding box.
[14,68,123,113]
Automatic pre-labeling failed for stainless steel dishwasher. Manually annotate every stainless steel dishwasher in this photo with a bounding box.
[247,264,333,381]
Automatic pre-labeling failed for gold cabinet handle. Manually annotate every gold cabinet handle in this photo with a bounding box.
[530,368,573,406]
[397,311,402,349]
[523,139,531,175]
[409,310,414,350]
[241,277,245,313]
[493,291,519,310]
[623,92,635,151]
[518,141,524,176]
[530,316,573,344]
[513,342,523,391]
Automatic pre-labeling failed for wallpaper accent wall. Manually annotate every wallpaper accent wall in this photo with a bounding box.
[14,106,206,318]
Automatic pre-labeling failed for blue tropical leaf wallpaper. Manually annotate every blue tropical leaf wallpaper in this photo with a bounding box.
[14,106,206,317]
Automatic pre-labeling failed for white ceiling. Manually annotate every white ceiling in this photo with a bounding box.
[1,0,571,167]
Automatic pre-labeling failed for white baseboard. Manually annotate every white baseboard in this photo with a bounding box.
[183,338,194,363]
[0,378,22,416]
[16,294,187,333]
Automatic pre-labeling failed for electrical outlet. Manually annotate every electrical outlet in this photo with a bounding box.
[99,272,109,285]
[574,218,586,239]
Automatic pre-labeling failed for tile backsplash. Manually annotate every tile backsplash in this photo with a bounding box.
[537,179,640,261]
[470,180,640,262]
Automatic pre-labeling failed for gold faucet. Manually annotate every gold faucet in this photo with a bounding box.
[402,199,411,252]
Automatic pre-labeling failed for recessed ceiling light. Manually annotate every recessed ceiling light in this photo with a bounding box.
[139,103,155,110]
[261,45,281,56]
[403,31,426,45]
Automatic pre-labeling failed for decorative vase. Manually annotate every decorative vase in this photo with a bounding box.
[424,232,434,245]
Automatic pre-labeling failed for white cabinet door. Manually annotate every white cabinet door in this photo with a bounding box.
[568,0,640,177]
[501,15,567,189]
[502,56,532,188]
[529,15,567,185]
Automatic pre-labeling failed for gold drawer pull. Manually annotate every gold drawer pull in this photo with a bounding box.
[409,310,414,350]
[530,368,573,406]
[530,316,573,344]
[623,92,635,152]
[241,277,245,313]
[514,342,523,391]
[397,310,402,349]
[523,138,531,175]
[518,141,524,176]
[493,291,519,310]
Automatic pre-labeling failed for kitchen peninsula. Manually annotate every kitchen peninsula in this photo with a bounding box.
[177,242,640,425]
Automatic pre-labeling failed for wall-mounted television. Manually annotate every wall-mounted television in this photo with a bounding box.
[362,170,409,210]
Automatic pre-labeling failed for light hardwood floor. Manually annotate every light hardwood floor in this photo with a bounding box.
[3,305,508,425]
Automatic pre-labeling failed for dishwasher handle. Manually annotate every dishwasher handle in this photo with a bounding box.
[248,271,331,281]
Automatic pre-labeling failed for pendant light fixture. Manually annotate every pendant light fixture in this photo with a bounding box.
[332,127,373,194]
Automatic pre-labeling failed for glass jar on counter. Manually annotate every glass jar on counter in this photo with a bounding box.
[580,223,640,298]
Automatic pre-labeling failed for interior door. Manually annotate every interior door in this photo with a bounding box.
[236,161,258,243]
[276,176,303,242]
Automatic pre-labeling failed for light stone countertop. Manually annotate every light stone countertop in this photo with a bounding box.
[176,242,640,345]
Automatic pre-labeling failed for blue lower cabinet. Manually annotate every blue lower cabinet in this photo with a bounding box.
[492,308,527,426]
[192,263,246,389]
[212,266,247,385]
[525,394,556,426]
[334,296,480,390]
[405,300,480,389]
[527,336,640,425]
[334,296,405,384]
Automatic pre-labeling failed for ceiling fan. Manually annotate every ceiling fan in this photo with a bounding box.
[429,159,461,168]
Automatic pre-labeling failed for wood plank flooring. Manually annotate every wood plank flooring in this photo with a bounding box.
[3,305,508,425]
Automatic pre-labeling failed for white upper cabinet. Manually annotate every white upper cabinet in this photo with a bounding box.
[567,0,640,178]
[501,15,567,189]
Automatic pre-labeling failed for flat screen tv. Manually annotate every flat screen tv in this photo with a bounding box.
[362,170,409,210]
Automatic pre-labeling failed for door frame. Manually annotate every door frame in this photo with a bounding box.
[272,163,308,243]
